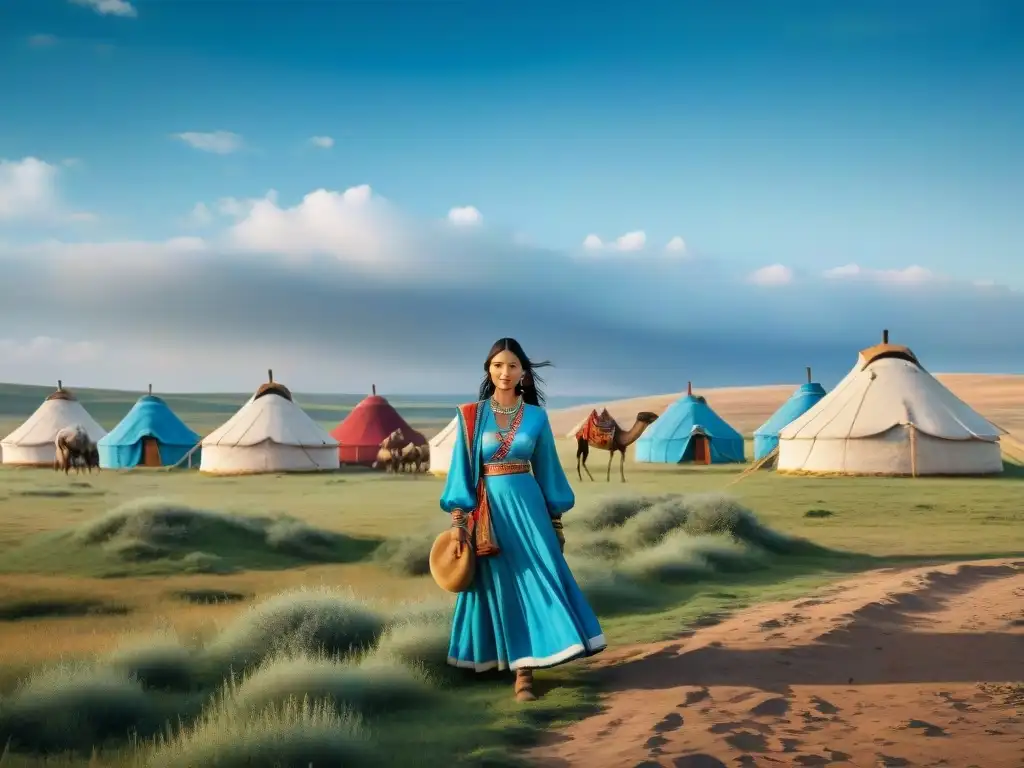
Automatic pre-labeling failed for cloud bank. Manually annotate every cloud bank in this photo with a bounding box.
[0,161,1021,395]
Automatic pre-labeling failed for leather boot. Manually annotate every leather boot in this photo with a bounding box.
[514,668,536,702]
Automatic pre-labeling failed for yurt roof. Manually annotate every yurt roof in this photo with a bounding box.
[253,369,293,401]
[429,416,457,447]
[754,382,826,437]
[640,384,742,443]
[858,343,920,369]
[330,386,426,446]
[1,392,107,446]
[100,392,199,448]
[780,340,999,442]
[202,373,336,448]
[45,380,75,401]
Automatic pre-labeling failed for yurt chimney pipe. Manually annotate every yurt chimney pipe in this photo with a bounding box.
[148,383,152,394]
[372,384,376,396]
[882,329,889,343]
[687,381,692,396]
[57,379,62,391]
[268,369,273,382]
[806,367,812,383]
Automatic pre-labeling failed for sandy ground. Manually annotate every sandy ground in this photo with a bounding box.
[547,374,1024,442]
[528,560,1024,768]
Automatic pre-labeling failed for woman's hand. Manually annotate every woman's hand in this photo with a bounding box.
[452,525,470,554]
[452,510,470,555]
[552,518,565,554]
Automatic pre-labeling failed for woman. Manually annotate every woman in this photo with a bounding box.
[440,337,605,701]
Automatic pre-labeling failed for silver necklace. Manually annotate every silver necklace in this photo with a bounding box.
[490,395,522,416]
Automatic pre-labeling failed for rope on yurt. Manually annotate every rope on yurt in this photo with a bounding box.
[723,445,778,488]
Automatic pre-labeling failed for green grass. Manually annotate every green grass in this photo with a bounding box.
[0,429,1021,767]
[0,499,380,577]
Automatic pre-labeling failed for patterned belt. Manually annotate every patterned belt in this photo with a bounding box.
[482,461,532,476]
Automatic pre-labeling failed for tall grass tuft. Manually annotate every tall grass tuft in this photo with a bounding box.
[373,518,449,576]
[0,663,165,754]
[234,650,434,716]
[104,630,197,692]
[147,685,379,768]
[202,587,387,674]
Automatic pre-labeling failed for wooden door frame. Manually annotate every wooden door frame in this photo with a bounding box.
[692,432,711,465]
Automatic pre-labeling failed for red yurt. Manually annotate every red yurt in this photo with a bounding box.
[331,385,426,465]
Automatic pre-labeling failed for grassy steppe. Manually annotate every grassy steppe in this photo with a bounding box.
[0,382,1021,766]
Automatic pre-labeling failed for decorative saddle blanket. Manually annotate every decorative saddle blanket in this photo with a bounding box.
[576,409,617,450]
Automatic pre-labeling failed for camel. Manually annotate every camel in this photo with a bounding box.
[575,410,659,482]
[398,442,422,472]
[54,426,100,475]
[371,447,401,473]
[379,429,406,452]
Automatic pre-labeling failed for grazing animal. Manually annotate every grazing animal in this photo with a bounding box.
[399,442,421,472]
[54,426,99,475]
[416,442,430,469]
[575,410,660,482]
[379,429,406,452]
[372,447,400,473]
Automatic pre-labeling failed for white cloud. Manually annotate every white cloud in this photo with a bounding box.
[580,230,648,253]
[224,185,407,267]
[0,336,103,365]
[665,235,687,253]
[0,157,60,221]
[748,264,795,286]
[28,34,58,47]
[172,131,243,155]
[70,0,137,17]
[308,136,335,149]
[68,211,98,223]
[823,263,937,284]
[1,179,1021,394]
[615,230,646,251]
[447,205,483,226]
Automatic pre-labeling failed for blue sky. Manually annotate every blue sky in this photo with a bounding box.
[0,0,1022,396]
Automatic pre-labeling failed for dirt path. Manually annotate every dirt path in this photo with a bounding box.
[528,559,1024,767]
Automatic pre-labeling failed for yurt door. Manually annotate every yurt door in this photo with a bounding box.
[141,438,162,467]
[693,435,711,465]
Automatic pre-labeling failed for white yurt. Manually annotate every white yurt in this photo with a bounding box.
[428,416,457,476]
[777,331,1003,476]
[199,371,340,475]
[1,381,107,466]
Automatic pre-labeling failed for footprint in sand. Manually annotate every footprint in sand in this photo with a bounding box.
[780,738,801,752]
[750,697,791,717]
[670,756,728,768]
[876,755,913,767]
[644,734,669,752]
[810,696,840,715]
[904,719,947,737]
[724,731,769,751]
[678,688,711,708]
[652,713,684,733]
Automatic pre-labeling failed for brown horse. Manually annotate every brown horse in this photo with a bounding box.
[575,411,659,482]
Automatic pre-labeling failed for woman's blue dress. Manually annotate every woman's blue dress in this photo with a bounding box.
[440,402,605,672]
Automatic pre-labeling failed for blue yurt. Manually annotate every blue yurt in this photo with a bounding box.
[634,382,745,464]
[98,387,199,469]
[753,368,826,461]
